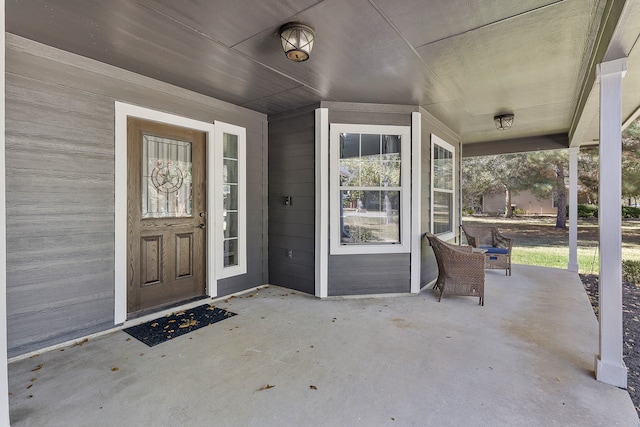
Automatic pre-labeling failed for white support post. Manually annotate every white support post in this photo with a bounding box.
[595,57,627,388]
[315,108,329,298]
[410,112,421,293]
[568,147,579,272]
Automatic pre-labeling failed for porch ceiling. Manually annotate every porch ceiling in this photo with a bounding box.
[7,0,640,152]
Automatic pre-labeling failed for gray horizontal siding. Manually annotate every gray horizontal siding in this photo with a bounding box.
[328,254,411,296]
[325,104,415,296]
[6,34,267,357]
[268,109,316,295]
[419,111,460,286]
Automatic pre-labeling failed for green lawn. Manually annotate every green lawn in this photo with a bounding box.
[461,216,640,275]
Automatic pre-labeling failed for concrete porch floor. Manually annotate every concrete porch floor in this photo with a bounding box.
[8,265,639,426]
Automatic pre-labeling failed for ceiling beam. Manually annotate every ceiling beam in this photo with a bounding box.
[462,133,569,157]
[569,0,628,145]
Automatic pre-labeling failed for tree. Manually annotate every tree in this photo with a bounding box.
[576,118,640,206]
[463,150,569,227]
[462,153,529,217]
[578,147,598,204]
[461,156,494,211]
[517,150,568,229]
[622,120,640,201]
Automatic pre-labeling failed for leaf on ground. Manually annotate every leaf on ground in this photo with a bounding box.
[150,323,159,328]
[30,377,37,382]
[126,338,131,341]
[111,367,119,372]
[139,353,144,357]
[309,385,317,390]
[257,384,275,391]
[26,384,32,390]
[31,364,44,372]
[71,338,88,347]
[175,311,185,316]
[168,320,177,323]
[179,319,198,329]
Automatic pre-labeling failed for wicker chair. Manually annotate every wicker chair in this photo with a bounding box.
[424,233,485,306]
[461,224,513,276]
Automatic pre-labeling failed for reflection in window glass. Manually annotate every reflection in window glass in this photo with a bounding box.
[223,133,239,267]
[432,136,455,236]
[339,133,402,245]
[433,192,453,235]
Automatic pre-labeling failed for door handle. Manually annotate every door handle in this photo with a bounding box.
[198,223,206,229]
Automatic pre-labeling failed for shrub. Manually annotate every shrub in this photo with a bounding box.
[579,204,598,218]
[622,206,640,218]
[567,204,599,218]
[567,204,640,219]
[349,226,375,243]
[623,260,640,284]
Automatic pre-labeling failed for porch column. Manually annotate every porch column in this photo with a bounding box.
[595,57,627,388]
[567,147,579,272]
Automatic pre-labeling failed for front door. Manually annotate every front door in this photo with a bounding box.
[127,117,206,314]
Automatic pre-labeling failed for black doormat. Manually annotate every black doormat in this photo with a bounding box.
[123,304,237,347]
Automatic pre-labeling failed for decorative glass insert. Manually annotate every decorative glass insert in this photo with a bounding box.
[142,134,192,218]
[339,133,402,245]
[223,133,239,267]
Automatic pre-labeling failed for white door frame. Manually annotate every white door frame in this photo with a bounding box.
[114,102,217,324]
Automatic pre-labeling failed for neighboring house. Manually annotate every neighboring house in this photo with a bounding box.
[482,190,556,215]
[1,2,639,419]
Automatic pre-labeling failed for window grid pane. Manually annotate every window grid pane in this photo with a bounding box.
[223,132,239,267]
[433,190,453,235]
[339,132,402,245]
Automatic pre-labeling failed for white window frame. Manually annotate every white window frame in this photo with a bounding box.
[213,121,247,279]
[330,123,411,255]
[430,134,456,241]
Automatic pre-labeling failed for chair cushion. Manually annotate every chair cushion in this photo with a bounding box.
[479,246,509,254]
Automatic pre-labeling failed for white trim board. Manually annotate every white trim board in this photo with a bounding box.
[430,134,456,242]
[315,108,329,298]
[410,112,421,293]
[114,102,217,324]
[329,123,412,255]
[9,285,270,364]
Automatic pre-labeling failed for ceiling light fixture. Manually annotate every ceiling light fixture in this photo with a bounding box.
[494,114,514,130]
[279,22,315,62]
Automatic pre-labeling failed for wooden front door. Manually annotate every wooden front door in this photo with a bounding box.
[127,117,206,314]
